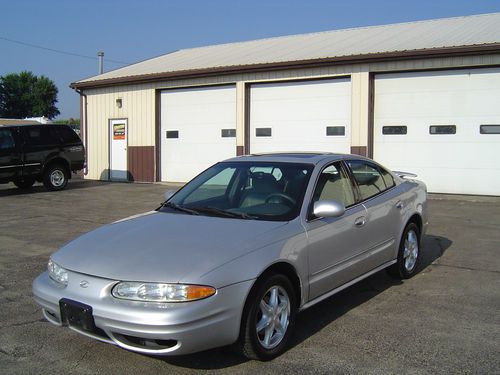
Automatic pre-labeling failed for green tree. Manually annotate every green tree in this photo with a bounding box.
[0,71,60,119]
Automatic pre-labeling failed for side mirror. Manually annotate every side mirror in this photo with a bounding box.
[313,200,345,218]
[163,190,176,202]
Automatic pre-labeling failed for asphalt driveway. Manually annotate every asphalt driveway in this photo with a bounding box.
[0,179,498,374]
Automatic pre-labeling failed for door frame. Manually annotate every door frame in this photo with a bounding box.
[108,118,128,181]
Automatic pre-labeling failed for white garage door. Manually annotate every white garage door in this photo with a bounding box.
[250,79,351,154]
[374,68,500,195]
[160,85,236,182]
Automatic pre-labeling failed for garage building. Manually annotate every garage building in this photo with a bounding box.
[71,13,500,195]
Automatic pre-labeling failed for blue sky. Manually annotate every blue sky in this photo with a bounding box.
[1,0,499,119]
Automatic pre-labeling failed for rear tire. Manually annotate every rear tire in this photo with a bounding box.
[236,274,296,361]
[387,222,421,279]
[43,164,68,191]
[14,177,35,189]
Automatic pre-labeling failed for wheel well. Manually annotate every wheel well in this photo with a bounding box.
[257,262,302,308]
[408,214,422,235]
[44,158,70,175]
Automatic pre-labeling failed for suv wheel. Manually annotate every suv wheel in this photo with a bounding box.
[14,177,35,189]
[43,164,68,191]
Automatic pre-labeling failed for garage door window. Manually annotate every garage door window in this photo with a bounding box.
[166,131,179,138]
[430,125,456,135]
[382,126,407,135]
[256,128,272,137]
[221,129,236,138]
[326,126,345,136]
[347,160,387,200]
[480,125,500,134]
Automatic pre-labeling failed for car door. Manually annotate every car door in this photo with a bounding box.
[344,159,403,268]
[0,127,22,182]
[304,161,370,300]
[21,125,61,177]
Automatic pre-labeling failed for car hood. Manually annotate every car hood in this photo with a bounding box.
[52,211,288,283]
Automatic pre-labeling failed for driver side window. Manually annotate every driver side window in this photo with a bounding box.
[0,129,15,151]
[312,163,355,207]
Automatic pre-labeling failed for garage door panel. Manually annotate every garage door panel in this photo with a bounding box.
[161,86,236,182]
[374,68,500,195]
[250,79,351,154]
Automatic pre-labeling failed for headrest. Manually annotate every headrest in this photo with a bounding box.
[251,172,279,193]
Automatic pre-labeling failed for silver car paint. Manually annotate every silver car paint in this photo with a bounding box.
[32,153,427,356]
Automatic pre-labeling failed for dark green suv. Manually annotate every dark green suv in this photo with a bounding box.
[0,124,85,191]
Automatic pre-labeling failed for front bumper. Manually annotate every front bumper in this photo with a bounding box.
[32,271,253,355]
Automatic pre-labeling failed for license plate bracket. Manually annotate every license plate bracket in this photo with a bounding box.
[59,298,96,332]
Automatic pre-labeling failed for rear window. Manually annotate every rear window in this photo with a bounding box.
[57,126,81,143]
[24,126,60,146]
[347,160,387,200]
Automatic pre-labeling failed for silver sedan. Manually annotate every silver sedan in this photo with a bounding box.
[32,153,427,360]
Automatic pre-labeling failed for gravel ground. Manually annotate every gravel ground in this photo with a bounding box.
[0,179,499,374]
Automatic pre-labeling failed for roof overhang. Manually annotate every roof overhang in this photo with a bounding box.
[70,43,500,90]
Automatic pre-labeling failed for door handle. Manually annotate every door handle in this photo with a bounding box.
[396,200,404,209]
[354,216,366,227]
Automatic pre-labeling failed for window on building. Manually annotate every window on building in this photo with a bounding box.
[166,130,179,139]
[430,125,456,135]
[221,129,236,138]
[480,125,500,134]
[326,126,345,136]
[255,128,272,137]
[382,126,407,135]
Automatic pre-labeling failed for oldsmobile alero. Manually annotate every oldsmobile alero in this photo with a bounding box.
[32,153,427,360]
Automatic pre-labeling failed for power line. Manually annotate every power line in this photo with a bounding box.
[0,36,130,65]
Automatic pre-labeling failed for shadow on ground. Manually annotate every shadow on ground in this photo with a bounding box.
[0,178,112,197]
[159,234,452,369]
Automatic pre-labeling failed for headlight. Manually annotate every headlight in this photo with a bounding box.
[112,282,216,302]
[48,259,68,286]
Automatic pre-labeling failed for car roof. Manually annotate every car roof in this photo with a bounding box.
[224,152,371,164]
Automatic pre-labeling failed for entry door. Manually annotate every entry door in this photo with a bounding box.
[109,119,128,180]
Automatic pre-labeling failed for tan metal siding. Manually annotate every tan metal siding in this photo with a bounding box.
[82,53,500,180]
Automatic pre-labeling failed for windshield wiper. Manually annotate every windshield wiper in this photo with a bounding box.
[193,206,256,220]
[163,202,199,215]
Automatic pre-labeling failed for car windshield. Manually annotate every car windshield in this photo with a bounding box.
[160,161,314,221]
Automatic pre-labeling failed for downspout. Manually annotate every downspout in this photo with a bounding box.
[75,88,88,175]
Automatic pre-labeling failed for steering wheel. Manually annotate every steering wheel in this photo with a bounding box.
[265,193,296,207]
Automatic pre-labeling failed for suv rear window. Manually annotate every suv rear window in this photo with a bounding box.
[57,126,81,143]
[24,126,60,146]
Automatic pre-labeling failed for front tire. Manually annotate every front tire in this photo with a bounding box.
[236,274,296,361]
[387,222,421,279]
[43,164,68,191]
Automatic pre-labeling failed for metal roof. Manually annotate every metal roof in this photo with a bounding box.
[73,13,500,88]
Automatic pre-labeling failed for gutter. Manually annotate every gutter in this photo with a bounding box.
[70,43,500,90]
[75,88,88,176]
